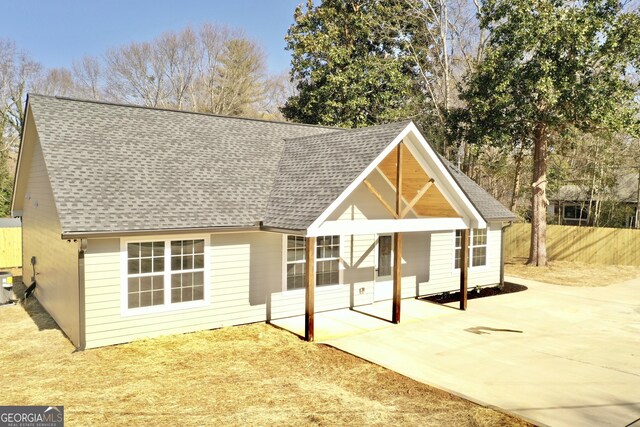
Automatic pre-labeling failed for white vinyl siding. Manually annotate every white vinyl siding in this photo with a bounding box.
[21,133,80,347]
[417,222,502,296]
[323,183,387,306]
[84,231,355,348]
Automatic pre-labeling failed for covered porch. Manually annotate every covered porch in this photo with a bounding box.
[298,136,482,341]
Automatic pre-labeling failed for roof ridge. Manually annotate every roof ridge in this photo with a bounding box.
[27,93,338,130]
[282,119,414,142]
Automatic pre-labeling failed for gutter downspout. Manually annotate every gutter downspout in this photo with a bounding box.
[500,222,513,287]
[77,239,87,351]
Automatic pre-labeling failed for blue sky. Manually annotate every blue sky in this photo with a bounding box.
[0,0,304,74]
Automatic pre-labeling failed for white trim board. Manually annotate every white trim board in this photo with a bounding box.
[308,218,468,237]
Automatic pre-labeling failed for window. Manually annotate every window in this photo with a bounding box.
[286,236,306,290]
[471,228,487,267]
[563,205,588,220]
[127,241,165,309]
[316,236,340,286]
[123,237,208,313]
[454,228,487,269]
[286,235,341,290]
[170,240,205,303]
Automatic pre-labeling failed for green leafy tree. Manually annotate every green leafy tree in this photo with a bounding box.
[283,0,425,128]
[460,0,640,265]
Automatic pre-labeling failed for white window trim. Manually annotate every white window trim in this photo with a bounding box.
[452,228,489,273]
[120,234,211,317]
[281,235,344,294]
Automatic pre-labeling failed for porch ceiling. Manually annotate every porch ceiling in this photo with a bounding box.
[376,145,460,218]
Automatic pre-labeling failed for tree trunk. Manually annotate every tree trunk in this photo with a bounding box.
[635,168,640,229]
[586,142,600,227]
[528,123,548,266]
[510,150,524,212]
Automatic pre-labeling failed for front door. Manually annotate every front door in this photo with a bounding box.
[374,235,393,301]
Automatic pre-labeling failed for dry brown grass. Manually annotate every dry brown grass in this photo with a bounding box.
[0,296,530,427]
[506,257,640,287]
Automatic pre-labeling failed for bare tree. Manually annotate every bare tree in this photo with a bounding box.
[32,67,78,97]
[257,71,297,121]
[189,26,267,116]
[190,23,230,112]
[0,39,41,150]
[104,41,168,107]
[405,0,488,129]
[72,56,103,100]
[0,39,42,215]
[157,27,200,109]
[103,24,269,116]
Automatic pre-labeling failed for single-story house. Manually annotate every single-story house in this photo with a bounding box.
[12,95,516,350]
[549,174,639,227]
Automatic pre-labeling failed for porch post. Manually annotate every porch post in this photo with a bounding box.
[459,228,469,310]
[392,232,402,323]
[304,236,316,342]
[393,141,403,324]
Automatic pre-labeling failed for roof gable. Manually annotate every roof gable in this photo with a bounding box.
[303,123,498,234]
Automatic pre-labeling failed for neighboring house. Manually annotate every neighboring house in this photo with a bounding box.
[12,95,516,350]
[549,174,639,227]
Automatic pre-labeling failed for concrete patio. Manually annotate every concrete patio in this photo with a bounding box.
[272,276,640,427]
[270,297,454,341]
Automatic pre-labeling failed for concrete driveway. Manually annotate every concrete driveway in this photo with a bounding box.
[324,276,640,427]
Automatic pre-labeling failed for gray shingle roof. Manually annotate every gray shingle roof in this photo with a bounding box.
[441,158,517,221]
[25,95,514,235]
[551,173,638,203]
[28,95,337,234]
[265,120,412,229]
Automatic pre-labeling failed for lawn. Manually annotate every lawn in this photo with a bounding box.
[505,257,640,287]
[0,296,529,426]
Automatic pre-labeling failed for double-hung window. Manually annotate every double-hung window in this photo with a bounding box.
[316,236,340,286]
[123,236,208,314]
[286,236,306,290]
[454,228,487,268]
[285,235,341,290]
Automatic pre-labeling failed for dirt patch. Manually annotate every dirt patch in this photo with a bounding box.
[505,257,640,287]
[0,297,530,426]
[423,282,527,305]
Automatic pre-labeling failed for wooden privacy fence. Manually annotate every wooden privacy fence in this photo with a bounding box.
[0,226,21,268]
[505,223,640,266]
